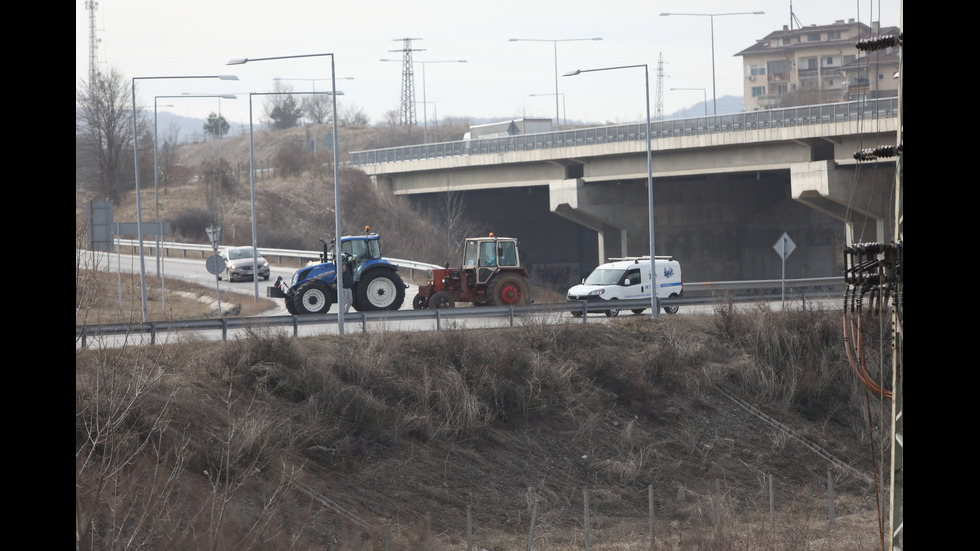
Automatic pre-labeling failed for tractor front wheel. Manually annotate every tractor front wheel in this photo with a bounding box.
[292,281,333,315]
[429,291,456,309]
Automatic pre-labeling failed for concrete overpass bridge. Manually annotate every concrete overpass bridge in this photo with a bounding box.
[350,99,898,285]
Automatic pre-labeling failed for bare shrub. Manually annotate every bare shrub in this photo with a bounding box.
[275,143,309,179]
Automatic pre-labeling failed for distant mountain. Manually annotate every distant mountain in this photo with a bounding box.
[154,112,257,145]
[664,95,744,120]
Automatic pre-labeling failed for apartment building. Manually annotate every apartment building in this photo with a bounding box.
[736,19,899,111]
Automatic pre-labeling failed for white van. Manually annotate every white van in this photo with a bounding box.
[567,256,683,316]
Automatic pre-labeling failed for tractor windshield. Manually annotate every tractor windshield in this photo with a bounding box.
[463,239,518,268]
[342,238,381,261]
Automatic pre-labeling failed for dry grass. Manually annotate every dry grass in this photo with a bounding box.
[75,267,277,326]
[76,306,896,550]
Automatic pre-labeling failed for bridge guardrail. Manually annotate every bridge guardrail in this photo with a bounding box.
[350,98,898,166]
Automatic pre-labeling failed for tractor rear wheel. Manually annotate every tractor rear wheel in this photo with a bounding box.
[292,281,333,315]
[357,269,406,311]
[486,273,529,307]
[429,291,456,309]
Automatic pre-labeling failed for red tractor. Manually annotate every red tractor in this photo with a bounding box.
[413,234,530,309]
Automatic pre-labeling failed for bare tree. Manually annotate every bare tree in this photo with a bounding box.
[158,120,183,195]
[443,190,476,262]
[200,158,237,220]
[339,102,370,126]
[76,67,138,204]
[301,93,333,125]
[264,80,302,129]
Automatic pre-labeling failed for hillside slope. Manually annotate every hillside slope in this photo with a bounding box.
[75,307,891,550]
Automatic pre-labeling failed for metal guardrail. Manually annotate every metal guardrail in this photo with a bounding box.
[349,98,898,166]
[113,239,443,273]
[75,277,844,347]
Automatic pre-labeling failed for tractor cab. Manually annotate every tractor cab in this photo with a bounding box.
[321,228,384,281]
[462,235,520,285]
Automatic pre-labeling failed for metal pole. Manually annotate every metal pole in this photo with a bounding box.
[331,57,345,334]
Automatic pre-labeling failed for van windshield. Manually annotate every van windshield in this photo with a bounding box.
[584,268,625,286]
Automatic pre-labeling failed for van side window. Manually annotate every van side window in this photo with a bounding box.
[626,269,641,285]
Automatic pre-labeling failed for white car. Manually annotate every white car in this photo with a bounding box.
[218,246,271,282]
[567,256,682,316]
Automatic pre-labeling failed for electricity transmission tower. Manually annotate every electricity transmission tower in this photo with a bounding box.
[86,1,101,83]
[389,38,425,126]
[655,53,666,120]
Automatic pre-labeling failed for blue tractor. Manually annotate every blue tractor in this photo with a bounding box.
[267,230,407,315]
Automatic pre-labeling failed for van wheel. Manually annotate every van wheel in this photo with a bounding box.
[663,293,679,314]
[605,299,620,317]
[631,309,645,315]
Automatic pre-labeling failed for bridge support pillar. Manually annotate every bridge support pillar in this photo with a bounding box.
[790,160,892,244]
[549,178,627,264]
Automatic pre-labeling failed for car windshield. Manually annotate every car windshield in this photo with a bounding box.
[584,268,625,286]
[228,248,255,260]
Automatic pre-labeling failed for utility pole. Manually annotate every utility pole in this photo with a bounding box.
[390,38,424,126]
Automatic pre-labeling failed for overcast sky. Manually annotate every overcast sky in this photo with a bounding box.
[76,0,900,130]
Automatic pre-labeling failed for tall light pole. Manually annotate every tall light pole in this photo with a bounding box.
[670,87,708,116]
[510,37,602,130]
[529,93,566,128]
[226,53,347,333]
[273,76,354,161]
[565,64,658,318]
[132,73,238,323]
[659,11,764,115]
[381,58,465,143]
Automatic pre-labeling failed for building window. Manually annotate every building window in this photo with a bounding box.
[829,31,841,40]
[750,65,767,76]
[768,60,790,81]
[752,86,765,97]
[807,32,822,42]
[824,56,835,66]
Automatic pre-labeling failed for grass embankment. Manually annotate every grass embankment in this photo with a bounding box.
[75,268,277,326]
[75,305,893,550]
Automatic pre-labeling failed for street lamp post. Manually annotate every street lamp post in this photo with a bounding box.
[565,64,658,318]
[669,87,708,116]
[226,53,347,333]
[132,73,238,323]
[381,58,465,143]
[416,101,438,141]
[660,11,764,115]
[154,93,237,309]
[510,37,602,131]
